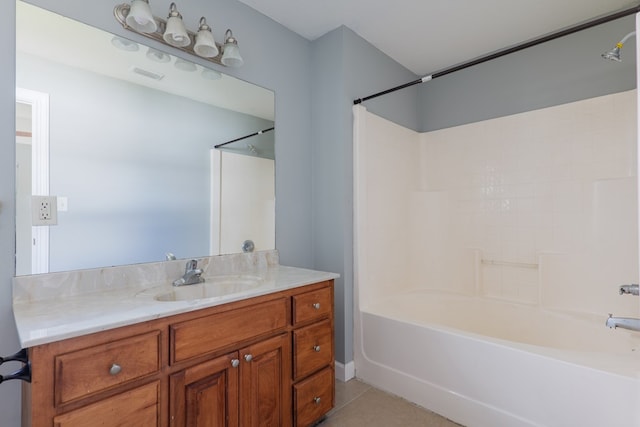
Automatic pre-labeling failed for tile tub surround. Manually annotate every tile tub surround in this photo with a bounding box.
[13,250,339,347]
[357,89,638,316]
[353,95,640,427]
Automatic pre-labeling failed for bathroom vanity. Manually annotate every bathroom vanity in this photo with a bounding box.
[13,252,337,427]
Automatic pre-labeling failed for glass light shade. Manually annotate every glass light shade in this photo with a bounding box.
[221,43,243,67]
[146,47,171,63]
[201,68,222,80]
[163,4,190,47]
[111,36,139,52]
[194,28,219,58]
[125,0,157,33]
[174,58,197,72]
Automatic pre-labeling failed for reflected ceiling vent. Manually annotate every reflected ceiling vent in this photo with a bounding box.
[130,66,164,80]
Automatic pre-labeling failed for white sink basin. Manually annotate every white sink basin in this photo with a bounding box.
[154,275,263,302]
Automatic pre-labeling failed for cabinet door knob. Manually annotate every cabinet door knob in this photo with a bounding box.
[313,345,321,352]
[231,359,240,368]
[244,354,253,362]
[313,397,321,404]
[109,364,122,376]
[312,303,320,310]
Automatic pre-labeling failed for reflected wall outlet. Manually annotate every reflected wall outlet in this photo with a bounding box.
[32,195,58,226]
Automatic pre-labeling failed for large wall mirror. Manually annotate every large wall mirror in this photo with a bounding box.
[15,1,275,276]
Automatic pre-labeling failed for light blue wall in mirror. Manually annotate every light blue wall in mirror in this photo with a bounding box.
[17,52,272,272]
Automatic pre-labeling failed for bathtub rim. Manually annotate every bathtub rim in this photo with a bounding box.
[360,289,640,380]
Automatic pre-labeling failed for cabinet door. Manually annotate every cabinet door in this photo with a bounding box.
[239,333,291,427]
[170,352,239,427]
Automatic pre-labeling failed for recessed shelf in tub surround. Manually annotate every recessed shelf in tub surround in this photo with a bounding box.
[13,250,339,347]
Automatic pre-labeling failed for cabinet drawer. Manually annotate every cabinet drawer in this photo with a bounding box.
[55,331,160,405]
[293,367,334,427]
[293,319,333,380]
[171,297,288,364]
[292,286,332,325]
[53,381,159,427]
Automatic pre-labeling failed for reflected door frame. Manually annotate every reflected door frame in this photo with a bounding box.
[16,87,50,274]
[210,148,222,256]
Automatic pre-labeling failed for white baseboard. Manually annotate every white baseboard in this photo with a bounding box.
[335,360,355,381]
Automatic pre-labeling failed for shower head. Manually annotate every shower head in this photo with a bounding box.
[602,45,622,62]
[602,31,636,62]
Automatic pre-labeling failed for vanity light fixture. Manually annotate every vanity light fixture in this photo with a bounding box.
[114,1,242,67]
[221,29,244,67]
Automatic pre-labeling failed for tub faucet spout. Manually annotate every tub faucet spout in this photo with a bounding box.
[619,284,639,296]
[606,314,640,332]
[173,259,204,286]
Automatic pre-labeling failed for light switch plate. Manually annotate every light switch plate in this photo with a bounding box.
[57,196,68,212]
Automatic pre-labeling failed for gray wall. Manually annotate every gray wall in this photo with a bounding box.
[309,15,638,367]
[2,0,312,424]
[2,2,637,425]
[420,15,636,131]
[0,1,20,424]
[311,26,419,365]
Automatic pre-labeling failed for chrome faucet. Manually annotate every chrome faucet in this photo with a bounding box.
[173,259,204,286]
[606,314,640,332]
[619,284,639,296]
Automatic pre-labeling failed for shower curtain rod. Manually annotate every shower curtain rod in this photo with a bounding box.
[353,4,640,105]
[214,126,275,149]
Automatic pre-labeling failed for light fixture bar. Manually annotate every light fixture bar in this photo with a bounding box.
[114,3,227,66]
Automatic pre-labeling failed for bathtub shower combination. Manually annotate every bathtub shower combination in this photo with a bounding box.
[353,90,640,427]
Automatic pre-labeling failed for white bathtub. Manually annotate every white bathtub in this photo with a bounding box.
[354,291,640,427]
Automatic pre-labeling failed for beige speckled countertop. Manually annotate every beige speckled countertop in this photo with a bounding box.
[13,251,338,348]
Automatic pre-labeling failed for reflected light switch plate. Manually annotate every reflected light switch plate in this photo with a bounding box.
[57,196,68,212]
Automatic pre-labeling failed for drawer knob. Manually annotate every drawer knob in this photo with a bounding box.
[231,359,240,368]
[313,397,321,405]
[312,303,321,310]
[313,345,321,352]
[109,364,122,376]
[244,354,253,363]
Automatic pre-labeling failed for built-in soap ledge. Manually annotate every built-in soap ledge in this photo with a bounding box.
[13,250,280,303]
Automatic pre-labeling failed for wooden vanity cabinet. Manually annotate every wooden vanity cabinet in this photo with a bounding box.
[291,286,335,427]
[22,280,334,427]
[169,333,290,427]
[169,352,239,427]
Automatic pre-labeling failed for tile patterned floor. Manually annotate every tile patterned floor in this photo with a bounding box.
[318,379,463,427]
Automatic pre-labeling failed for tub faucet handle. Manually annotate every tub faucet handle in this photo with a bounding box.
[619,284,639,296]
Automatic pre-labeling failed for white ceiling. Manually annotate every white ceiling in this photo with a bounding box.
[237,0,637,75]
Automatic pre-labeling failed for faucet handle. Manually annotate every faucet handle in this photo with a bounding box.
[186,259,198,271]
